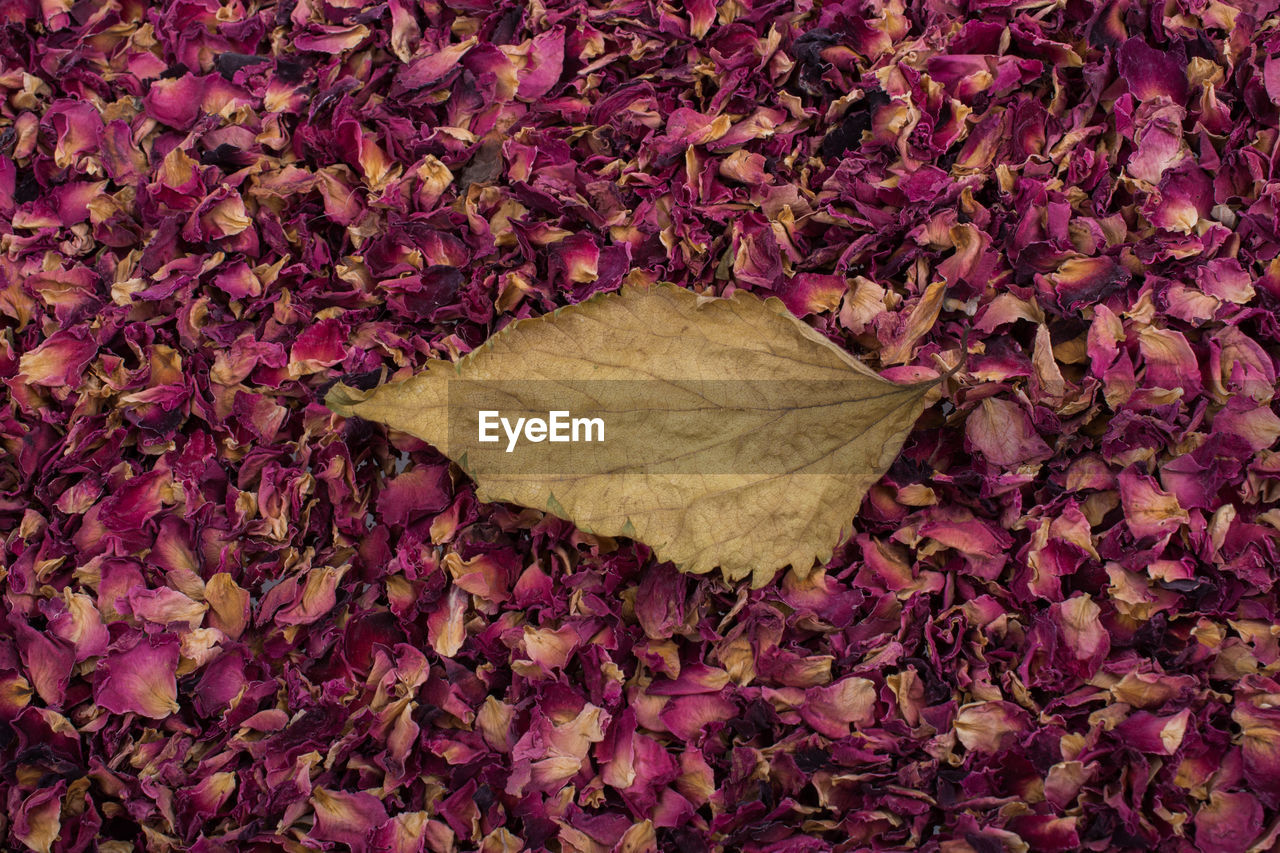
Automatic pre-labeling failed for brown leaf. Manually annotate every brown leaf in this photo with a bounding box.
[327,284,941,586]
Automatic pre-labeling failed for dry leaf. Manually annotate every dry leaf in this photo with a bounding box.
[327,284,942,586]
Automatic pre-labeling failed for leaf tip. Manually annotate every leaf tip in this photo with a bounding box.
[325,383,373,418]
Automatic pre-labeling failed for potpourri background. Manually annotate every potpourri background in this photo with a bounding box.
[2,0,1280,850]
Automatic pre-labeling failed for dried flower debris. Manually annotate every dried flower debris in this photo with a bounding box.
[1,0,1279,851]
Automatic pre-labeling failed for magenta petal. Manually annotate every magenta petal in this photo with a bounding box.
[288,317,349,376]
[309,788,389,853]
[17,329,97,387]
[731,214,784,289]
[1117,37,1188,103]
[193,650,247,717]
[47,99,102,169]
[295,24,370,54]
[275,566,348,626]
[778,273,847,317]
[178,772,236,821]
[1051,594,1110,677]
[800,677,876,738]
[13,782,65,853]
[659,694,737,740]
[1214,397,1280,452]
[47,592,109,661]
[12,619,74,706]
[1114,708,1192,755]
[965,396,1053,467]
[518,27,566,100]
[128,587,206,628]
[371,813,449,853]
[1195,791,1264,853]
[955,701,1030,753]
[99,469,172,534]
[1145,165,1212,234]
[94,635,180,718]
[1136,324,1200,394]
[1009,815,1080,853]
[143,73,208,129]
[551,233,600,287]
[1118,467,1189,540]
